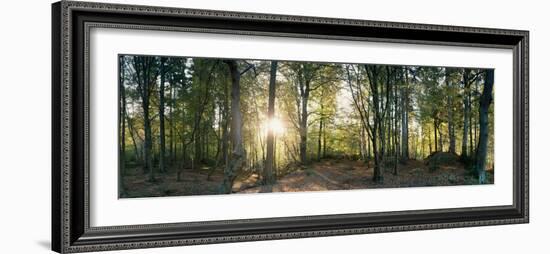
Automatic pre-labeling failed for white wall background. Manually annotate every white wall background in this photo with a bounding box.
[0,0,546,253]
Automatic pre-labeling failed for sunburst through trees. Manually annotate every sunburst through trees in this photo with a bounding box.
[118,55,494,198]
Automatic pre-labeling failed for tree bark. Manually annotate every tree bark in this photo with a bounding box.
[445,68,456,154]
[299,77,310,165]
[158,57,167,173]
[469,87,474,157]
[393,71,399,174]
[133,56,156,181]
[433,117,438,152]
[222,60,245,193]
[221,78,230,168]
[461,69,471,158]
[401,68,411,161]
[128,117,140,160]
[475,70,494,184]
[368,66,384,183]
[322,124,327,158]
[169,74,174,165]
[317,117,323,161]
[118,56,126,196]
[264,61,278,185]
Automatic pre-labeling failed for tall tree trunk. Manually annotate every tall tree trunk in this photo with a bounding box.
[144,112,153,180]
[368,66,384,183]
[299,80,310,165]
[445,68,456,154]
[194,122,202,165]
[469,89,474,157]
[360,125,367,161]
[169,75,174,165]
[461,69,471,158]
[133,56,155,181]
[428,128,433,154]
[158,57,167,173]
[438,125,443,152]
[393,74,399,175]
[118,56,126,195]
[433,117,438,152]
[401,68,410,161]
[322,124,327,157]
[126,114,140,163]
[347,64,384,182]
[264,61,277,185]
[421,126,426,158]
[317,117,323,161]
[372,121,381,182]
[222,60,244,193]
[476,70,494,184]
[222,80,230,168]
[366,127,371,159]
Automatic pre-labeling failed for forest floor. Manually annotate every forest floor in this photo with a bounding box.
[121,155,493,198]
[237,158,492,194]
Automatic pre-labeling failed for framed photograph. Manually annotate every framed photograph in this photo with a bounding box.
[52,1,529,253]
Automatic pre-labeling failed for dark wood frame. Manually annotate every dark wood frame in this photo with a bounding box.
[52,1,529,253]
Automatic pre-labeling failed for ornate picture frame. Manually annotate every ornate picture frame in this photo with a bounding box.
[52,1,529,253]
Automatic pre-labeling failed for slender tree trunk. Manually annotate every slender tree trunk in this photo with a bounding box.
[317,109,324,161]
[366,127,371,159]
[158,57,167,173]
[372,122,381,182]
[126,114,140,163]
[222,80,229,168]
[143,82,153,180]
[360,125,367,161]
[401,95,408,160]
[428,128,433,154]
[476,70,494,184]
[264,61,277,185]
[118,56,126,196]
[299,81,310,165]
[469,86,474,157]
[222,60,244,193]
[322,124,327,157]
[401,68,410,161]
[438,125,443,152]
[433,117,438,152]
[461,69,471,158]
[368,66,384,183]
[445,68,456,154]
[393,75,399,175]
[134,57,155,181]
[195,122,202,165]
[169,76,174,165]
[421,126,426,158]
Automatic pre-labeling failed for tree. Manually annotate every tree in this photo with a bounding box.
[264,61,278,185]
[346,64,391,183]
[461,69,472,158]
[475,70,494,183]
[365,65,390,182]
[401,67,412,161]
[222,60,245,193]
[132,56,158,182]
[445,68,457,154]
[158,57,167,173]
[284,63,327,165]
[119,55,127,195]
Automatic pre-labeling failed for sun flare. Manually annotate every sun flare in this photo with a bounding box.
[264,118,285,135]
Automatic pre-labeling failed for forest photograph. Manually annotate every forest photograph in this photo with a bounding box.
[118,54,494,198]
